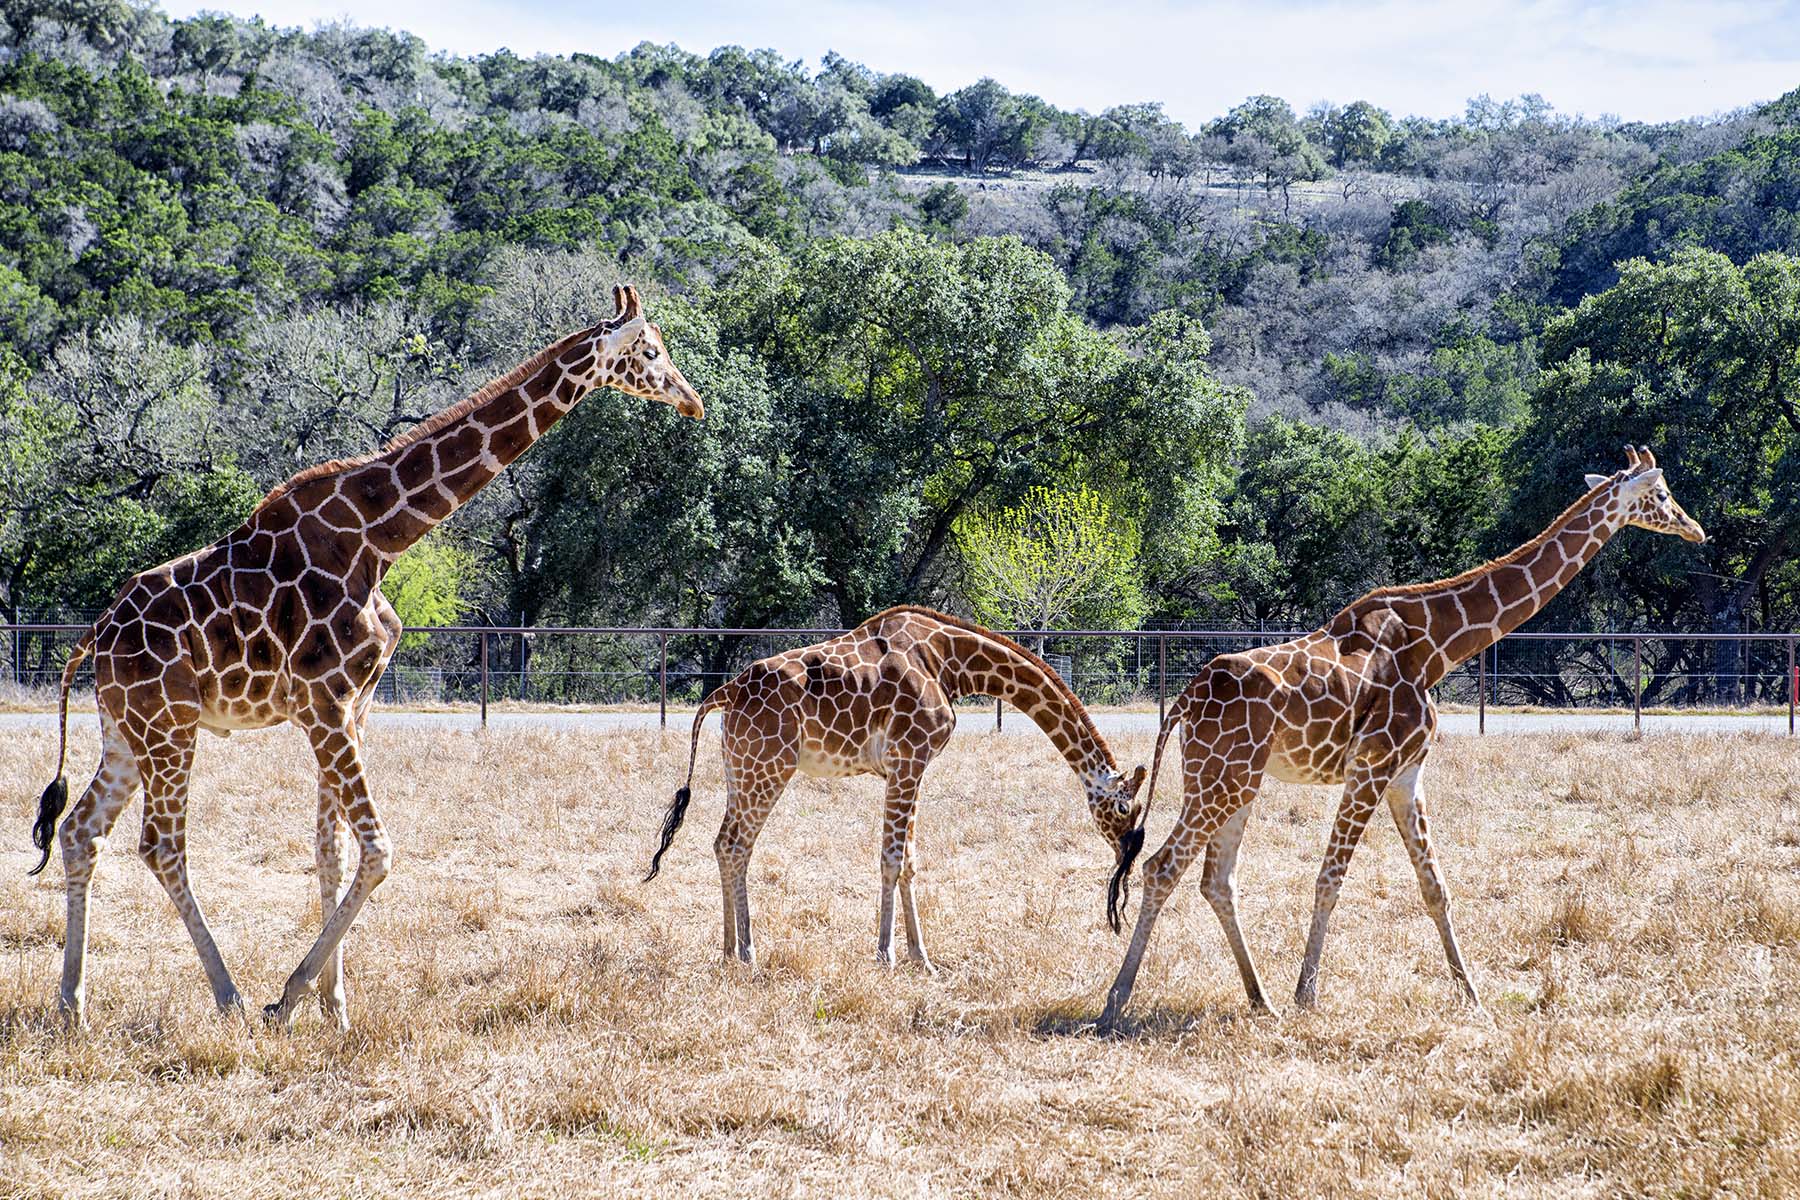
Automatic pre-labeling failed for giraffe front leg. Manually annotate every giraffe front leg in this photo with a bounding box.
[897,826,934,975]
[1385,763,1480,1007]
[1295,766,1388,1010]
[55,719,140,1027]
[874,771,927,972]
[315,790,352,1031]
[267,713,391,1029]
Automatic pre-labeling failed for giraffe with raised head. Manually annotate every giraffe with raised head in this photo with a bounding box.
[28,285,702,1030]
[1097,447,1705,1030]
[644,606,1148,972]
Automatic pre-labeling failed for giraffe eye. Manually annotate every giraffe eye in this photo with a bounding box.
[644,346,659,361]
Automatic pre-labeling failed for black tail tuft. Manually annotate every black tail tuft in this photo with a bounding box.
[27,776,68,877]
[1106,824,1146,935]
[644,786,692,882]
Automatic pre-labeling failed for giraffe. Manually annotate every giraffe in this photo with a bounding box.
[27,285,702,1030]
[1096,447,1705,1030]
[643,606,1148,972]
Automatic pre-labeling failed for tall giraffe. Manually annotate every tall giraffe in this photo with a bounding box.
[1096,447,1705,1029]
[644,606,1147,972]
[28,286,702,1030]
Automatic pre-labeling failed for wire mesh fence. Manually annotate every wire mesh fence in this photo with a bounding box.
[4,621,1796,733]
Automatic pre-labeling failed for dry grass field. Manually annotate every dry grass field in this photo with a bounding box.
[1,720,1798,1198]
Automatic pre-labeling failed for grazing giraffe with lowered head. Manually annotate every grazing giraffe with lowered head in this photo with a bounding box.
[645,606,1148,972]
[1097,447,1705,1030]
[28,286,702,1029]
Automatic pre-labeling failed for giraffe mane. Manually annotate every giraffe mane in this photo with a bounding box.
[1355,469,1627,604]
[866,605,1118,771]
[251,324,598,513]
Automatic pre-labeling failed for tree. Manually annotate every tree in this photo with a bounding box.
[381,531,474,647]
[1320,100,1392,168]
[955,485,1145,632]
[1504,248,1800,700]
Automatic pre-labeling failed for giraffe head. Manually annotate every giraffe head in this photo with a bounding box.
[597,285,704,419]
[1585,445,1705,544]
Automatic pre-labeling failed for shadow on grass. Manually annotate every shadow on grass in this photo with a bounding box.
[1030,999,1272,1042]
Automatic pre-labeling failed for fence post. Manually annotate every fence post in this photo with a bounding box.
[995,695,1003,732]
[1477,645,1486,735]
[479,631,489,729]
[659,633,669,730]
[1633,636,1642,735]
[1157,634,1167,726]
[1788,636,1795,737]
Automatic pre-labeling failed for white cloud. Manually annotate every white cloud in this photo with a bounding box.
[160,0,1800,123]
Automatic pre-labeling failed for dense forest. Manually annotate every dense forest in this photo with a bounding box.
[3,5,1799,700]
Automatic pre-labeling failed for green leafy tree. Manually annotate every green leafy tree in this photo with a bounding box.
[955,485,1146,631]
[381,531,474,648]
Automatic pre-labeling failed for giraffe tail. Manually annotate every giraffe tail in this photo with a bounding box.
[28,628,95,877]
[644,682,734,882]
[1107,690,1187,934]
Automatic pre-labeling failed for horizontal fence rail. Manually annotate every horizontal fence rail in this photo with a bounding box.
[4,622,1796,736]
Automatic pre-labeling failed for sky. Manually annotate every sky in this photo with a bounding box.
[159,0,1800,125]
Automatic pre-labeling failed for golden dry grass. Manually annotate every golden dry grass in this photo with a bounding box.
[2,722,1799,1197]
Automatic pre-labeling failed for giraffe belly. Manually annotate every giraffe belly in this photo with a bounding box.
[796,744,878,778]
[198,700,287,732]
[796,727,884,778]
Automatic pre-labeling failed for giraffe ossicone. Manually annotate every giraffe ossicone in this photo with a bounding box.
[1095,445,1705,1032]
[26,284,701,1031]
[644,606,1147,973]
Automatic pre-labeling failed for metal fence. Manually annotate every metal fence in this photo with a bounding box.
[4,622,1797,735]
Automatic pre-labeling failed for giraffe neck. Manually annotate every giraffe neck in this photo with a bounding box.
[1401,480,1627,681]
[938,631,1118,787]
[341,326,615,563]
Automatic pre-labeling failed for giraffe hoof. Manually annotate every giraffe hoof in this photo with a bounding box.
[215,991,246,1019]
[261,1001,295,1031]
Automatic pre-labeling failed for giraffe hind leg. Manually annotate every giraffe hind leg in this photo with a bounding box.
[713,762,790,969]
[1198,804,1269,1011]
[131,718,245,1014]
[55,712,141,1026]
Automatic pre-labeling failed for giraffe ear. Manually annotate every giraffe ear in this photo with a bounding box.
[1584,474,1609,489]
